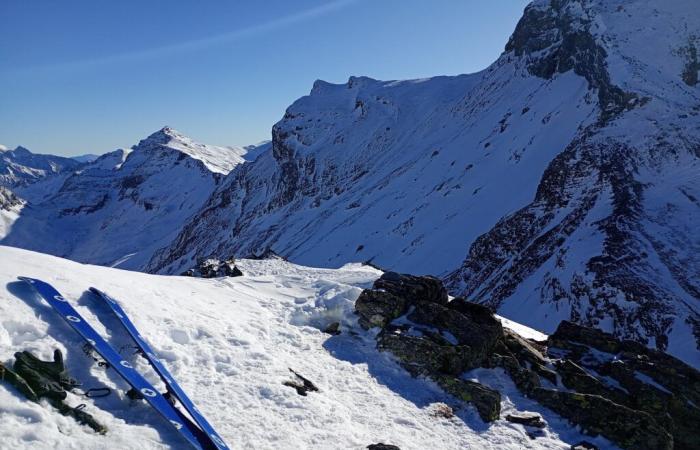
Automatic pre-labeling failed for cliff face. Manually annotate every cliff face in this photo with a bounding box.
[136,1,700,367]
[446,0,700,365]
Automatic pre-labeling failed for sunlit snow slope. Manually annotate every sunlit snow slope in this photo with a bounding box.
[0,246,615,449]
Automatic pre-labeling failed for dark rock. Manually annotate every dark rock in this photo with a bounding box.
[323,322,341,335]
[549,320,622,354]
[282,368,318,396]
[378,330,480,376]
[505,412,546,428]
[0,187,23,211]
[532,389,673,450]
[221,258,243,277]
[556,360,628,405]
[355,290,407,329]
[373,272,448,305]
[434,375,501,422]
[408,300,501,355]
[180,257,243,278]
[491,353,541,394]
[355,268,699,450]
[501,329,558,384]
[367,444,400,450]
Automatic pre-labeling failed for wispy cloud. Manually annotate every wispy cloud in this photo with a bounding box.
[12,0,358,75]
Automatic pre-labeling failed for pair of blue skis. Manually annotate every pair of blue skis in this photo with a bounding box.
[19,277,229,450]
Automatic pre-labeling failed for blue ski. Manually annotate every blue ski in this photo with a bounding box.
[18,277,212,450]
[90,287,229,450]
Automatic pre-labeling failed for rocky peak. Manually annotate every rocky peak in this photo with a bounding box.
[132,126,181,152]
[9,146,32,156]
[505,0,639,121]
[129,126,245,175]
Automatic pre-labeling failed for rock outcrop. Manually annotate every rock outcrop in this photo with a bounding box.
[180,257,243,278]
[0,187,23,211]
[356,272,700,450]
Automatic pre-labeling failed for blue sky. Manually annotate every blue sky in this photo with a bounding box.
[0,0,529,156]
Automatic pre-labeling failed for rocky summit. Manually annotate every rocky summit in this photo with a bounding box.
[357,272,700,450]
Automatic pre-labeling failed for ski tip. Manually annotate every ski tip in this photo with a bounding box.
[17,276,35,284]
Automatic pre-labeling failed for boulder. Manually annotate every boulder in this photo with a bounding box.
[505,412,546,428]
[434,375,501,422]
[355,290,407,329]
[221,258,243,277]
[373,272,448,305]
[408,300,502,354]
[367,444,400,450]
[378,329,481,376]
[323,322,341,335]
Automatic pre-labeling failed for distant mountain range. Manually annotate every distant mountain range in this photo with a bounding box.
[1,127,254,270]
[0,146,82,187]
[1,0,697,367]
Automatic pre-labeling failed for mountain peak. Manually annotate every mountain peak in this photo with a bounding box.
[132,127,246,175]
[12,146,32,155]
[139,126,182,146]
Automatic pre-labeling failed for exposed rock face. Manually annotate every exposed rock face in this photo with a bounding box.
[356,273,700,450]
[0,187,22,211]
[446,0,700,366]
[531,389,672,450]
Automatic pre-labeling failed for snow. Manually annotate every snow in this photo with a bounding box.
[154,127,248,175]
[0,131,247,272]
[497,315,548,342]
[0,246,614,449]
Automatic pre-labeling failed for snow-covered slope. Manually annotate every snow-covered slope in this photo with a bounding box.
[0,245,617,449]
[0,146,81,188]
[0,128,248,270]
[148,0,699,365]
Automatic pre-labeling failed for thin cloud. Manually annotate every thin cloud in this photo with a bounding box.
[13,0,358,74]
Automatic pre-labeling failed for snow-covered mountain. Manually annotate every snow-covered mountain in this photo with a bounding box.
[71,154,101,163]
[1,127,250,270]
[146,0,699,365]
[0,245,618,449]
[0,146,82,187]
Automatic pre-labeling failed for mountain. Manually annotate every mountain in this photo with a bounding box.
[146,0,699,367]
[0,127,250,270]
[0,145,82,187]
[71,154,101,163]
[0,245,618,449]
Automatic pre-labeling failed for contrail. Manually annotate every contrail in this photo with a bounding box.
[11,0,358,74]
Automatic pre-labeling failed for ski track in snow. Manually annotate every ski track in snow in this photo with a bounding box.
[0,246,617,449]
